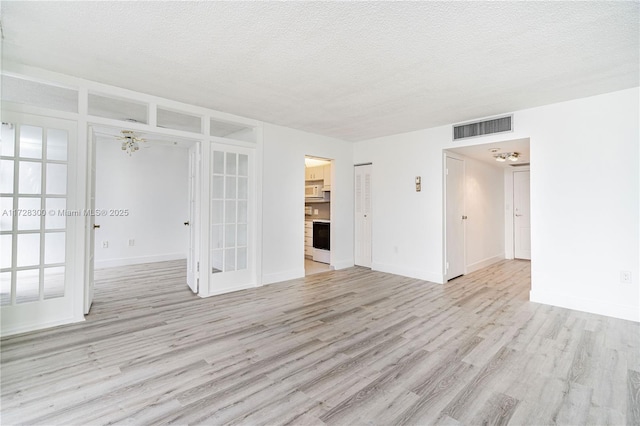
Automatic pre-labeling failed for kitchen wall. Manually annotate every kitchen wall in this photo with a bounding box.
[305,202,331,220]
[354,87,639,322]
[95,138,189,268]
[262,123,354,284]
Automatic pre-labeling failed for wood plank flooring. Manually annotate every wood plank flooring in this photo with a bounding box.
[1,259,639,425]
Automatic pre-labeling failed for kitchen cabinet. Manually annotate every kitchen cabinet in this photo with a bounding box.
[305,166,324,181]
[323,164,331,190]
[304,221,313,258]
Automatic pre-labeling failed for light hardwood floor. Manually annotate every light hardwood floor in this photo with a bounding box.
[1,259,639,425]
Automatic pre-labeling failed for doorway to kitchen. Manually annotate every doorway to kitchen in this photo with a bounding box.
[304,156,333,276]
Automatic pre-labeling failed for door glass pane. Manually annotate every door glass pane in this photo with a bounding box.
[0,160,14,193]
[16,269,40,303]
[45,232,65,264]
[0,271,10,305]
[224,248,235,271]
[17,233,40,267]
[46,163,67,195]
[211,176,224,199]
[211,249,223,273]
[225,177,236,199]
[225,200,236,224]
[19,125,42,159]
[237,224,247,247]
[18,161,41,194]
[1,123,15,157]
[45,198,66,229]
[44,266,65,299]
[47,129,68,161]
[211,225,223,249]
[237,247,247,270]
[18,197,41,230]
[238,177,248,200]
[1,197,13,231]
[226,153,237,176]
[211,200,224,225]
[1,235,12,268]
[213,151,224,174]
[238,200,248,224]
[225,224,236,248]
[238,154,248,177]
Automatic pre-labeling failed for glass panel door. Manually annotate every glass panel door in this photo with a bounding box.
[0,113,77,334]
[210,144,253,290]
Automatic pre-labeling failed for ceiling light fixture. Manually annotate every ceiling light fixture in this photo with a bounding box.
[493,152,519,162]
[117,130,145,155]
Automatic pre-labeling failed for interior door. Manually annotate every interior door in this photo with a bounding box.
[354,164,372,267]
[445,156,465,280]
[210,144,255,291]
[186,143,199,293]
[513,170,531,260]
[84,128,96,314]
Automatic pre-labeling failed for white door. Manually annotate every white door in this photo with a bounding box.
[186,143,199,293]
[445,156,465,280]
[210,144,255,291]
[513,170,531,260]
[1,113,79,334]
[84,128,96,314]
[354,164,372,267]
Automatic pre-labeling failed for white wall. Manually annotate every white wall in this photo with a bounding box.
[95,139,189,268]
[354,87,639,322]
[460,154,505,272]
[261,123,354,284]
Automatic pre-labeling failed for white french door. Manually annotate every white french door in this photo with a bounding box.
[209,144,255,292]
[84,127,97,314]
[354,164,372,267]
[1,113,79,334]
[186,143,200,293]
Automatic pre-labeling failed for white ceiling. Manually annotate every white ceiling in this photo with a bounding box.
[2,2,638,142]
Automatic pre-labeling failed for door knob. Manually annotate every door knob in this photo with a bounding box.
[184,221,190,226]
[462,215,468,220]
[515,214,523,217]
[93,224,100,229]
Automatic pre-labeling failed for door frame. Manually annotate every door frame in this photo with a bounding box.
[443,152,466,281]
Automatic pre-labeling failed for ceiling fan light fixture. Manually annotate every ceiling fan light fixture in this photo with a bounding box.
[508,152,519,161]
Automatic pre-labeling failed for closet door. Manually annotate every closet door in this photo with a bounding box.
[354,164,372,268]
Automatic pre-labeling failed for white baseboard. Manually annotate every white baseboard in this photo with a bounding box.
[261,268,305,285]
[371,262,443,284]
[466,253,505,274]
[1,314,84,337]
[95,253,187,269]
[530,289,640,323]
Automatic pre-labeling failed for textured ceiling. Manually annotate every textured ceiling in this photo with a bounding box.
[1,1,638,142]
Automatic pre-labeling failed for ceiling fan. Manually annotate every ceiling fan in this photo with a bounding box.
[117,130,146,155]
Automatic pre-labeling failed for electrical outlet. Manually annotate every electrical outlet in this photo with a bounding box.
[102,241,108,248]
[620,271,632,284]
[314,209,319,215]
[128,239,135,247]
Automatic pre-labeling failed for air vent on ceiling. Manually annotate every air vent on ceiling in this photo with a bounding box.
[453,115,513,141]
[509,162,530,167]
